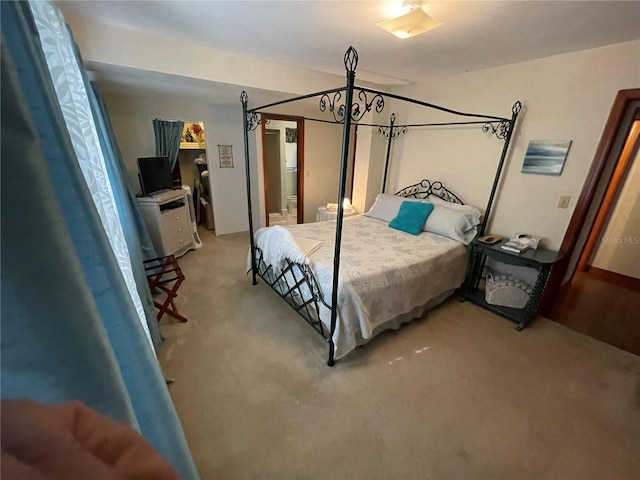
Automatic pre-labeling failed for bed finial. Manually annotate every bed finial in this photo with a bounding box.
[344,46,358,74]
[240,91,248,105]
[512,100,522,115]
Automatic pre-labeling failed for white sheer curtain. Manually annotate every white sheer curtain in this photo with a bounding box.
[29,1,152,347]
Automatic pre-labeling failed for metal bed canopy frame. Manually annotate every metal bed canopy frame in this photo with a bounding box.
[241,46,521,366]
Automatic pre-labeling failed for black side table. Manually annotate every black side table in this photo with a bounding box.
[462,238,563,330]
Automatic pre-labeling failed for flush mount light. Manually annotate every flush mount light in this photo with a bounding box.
[377,0,442,39]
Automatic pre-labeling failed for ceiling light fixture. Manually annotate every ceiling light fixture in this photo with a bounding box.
[377,0,442,39]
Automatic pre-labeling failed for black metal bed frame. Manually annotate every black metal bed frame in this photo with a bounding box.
[395,179,465,205]
[251,177,465,358]
[254,246,331,338]
[241,47,521,366]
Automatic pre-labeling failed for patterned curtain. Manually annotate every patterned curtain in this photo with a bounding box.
[0,1,199,477]
[29,0,151,346]
[153,119,184,169]
[84,76,162,349]
[87,82,156,263]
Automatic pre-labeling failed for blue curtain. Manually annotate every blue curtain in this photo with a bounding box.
[153,119,184,169]
[91,82,157,261]
[83,71,162,349]
[0,2,199,478]
[29,0,154,349]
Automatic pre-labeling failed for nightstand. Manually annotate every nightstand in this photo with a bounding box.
[462,238,563,330]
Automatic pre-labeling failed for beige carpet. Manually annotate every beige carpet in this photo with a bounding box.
[159,228,640,480]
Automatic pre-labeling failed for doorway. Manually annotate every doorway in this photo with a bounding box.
[548,89,640,355]
[176,121,214,234]
[261,114,304,226]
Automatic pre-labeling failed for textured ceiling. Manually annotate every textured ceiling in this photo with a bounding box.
[58,0,640,101]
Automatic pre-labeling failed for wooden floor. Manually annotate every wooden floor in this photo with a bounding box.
[553,271,640,356]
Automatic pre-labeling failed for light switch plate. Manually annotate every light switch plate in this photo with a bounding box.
[557,195,571,209]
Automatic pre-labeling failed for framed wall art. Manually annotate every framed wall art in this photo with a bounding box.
[522,140,572,175]
[285,127,297,143]
[218,144,234,168]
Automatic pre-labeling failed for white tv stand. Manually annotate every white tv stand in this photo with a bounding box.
[137,189,195,258]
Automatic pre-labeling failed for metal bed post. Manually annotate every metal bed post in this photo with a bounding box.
[378,113,408,194]
[381,113,396,193]
[327,46,358,367]
[241,91,258,285]
[479,101,522,236]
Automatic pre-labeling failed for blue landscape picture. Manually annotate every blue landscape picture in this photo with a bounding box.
[522,140,572,175]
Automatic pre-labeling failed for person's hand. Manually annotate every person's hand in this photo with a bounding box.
[1,399,179,479]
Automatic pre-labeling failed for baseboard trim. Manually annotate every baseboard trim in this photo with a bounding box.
[586,267,640,292]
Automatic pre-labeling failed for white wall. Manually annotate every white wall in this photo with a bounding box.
[352,125,373,214]
[352,112,388,215]
[301,121,349,223]
[102,91,257,236]
[592,147,640,278]
[389,40,640,250]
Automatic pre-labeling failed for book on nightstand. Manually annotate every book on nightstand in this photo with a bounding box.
[500,240,531,254]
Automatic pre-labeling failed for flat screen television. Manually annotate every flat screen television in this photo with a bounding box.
[137,156,173,195]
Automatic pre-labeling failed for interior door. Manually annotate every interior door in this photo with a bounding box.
[265,129,282,223]
[550,99,640,355]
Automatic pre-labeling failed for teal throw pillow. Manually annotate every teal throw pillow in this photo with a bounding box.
[389,201,434,235]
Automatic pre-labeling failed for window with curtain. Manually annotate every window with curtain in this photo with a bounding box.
[153,118,184,170]
[29,0,153,346]
[1,1,198,476]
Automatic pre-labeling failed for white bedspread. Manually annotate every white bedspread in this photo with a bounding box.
[253,215,468,359]
[252,225,323,270]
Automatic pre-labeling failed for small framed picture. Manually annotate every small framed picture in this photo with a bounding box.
[522,140,572,175]
[218,144,234,168]
[285,127,297,143]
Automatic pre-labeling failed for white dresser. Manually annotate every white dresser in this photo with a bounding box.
[138,189,195,258]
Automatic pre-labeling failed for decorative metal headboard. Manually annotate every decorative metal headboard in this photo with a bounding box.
[395,179,464,205]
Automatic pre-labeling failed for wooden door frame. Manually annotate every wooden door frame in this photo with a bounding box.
[261,114,305,225]
[262,128,280,223]
[576,117,640,272]
[541,88,640,316]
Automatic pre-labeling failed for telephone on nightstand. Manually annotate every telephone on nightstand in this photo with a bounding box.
[500,233,541,253]
[510,233,541,250]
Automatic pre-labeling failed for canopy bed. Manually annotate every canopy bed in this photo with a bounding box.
[241,47,521,366]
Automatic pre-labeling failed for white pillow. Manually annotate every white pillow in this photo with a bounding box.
[423,205,481,245]
[365,194,423,223]
[427,195,483,216]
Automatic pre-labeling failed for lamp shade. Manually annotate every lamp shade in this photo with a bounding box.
[377,7,442,39]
